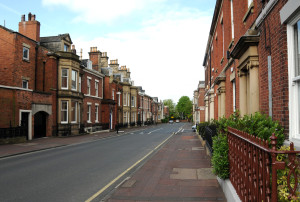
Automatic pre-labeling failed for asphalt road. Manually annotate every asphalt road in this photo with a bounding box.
[0,123,186,202]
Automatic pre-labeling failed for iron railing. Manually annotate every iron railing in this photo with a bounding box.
[0,126,27,139]
[204,125,217,153]
[228,127,300,202]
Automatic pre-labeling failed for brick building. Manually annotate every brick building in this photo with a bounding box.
[203,0,300,147]
[0,13,57,139]
[193,81,205,124]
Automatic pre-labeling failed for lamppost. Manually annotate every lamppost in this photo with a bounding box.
[116,89,122,130]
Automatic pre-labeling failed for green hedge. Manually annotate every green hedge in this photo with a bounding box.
[211,111,285,179]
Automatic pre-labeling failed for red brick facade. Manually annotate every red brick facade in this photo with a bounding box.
[203,0,296,139]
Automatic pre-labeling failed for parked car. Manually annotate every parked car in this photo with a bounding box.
[192,125,197,132]
[169,120,174,124]
[176,119,180,123]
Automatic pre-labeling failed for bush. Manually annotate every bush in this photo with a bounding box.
[197,122,210,138]
[211,111,286,180]
[211,133,229,179]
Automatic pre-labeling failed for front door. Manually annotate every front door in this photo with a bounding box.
[34,112,47,138]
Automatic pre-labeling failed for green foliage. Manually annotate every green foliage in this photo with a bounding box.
[211,111,286,180]
[211,133,229,179]
[277,145,300,202]
[161,118,169,123]
[197,122,210,138]
[163,99,176,117]
[176,96,193,119]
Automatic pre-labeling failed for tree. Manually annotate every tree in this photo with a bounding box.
[176,96,192,120]
[163,99,176,118]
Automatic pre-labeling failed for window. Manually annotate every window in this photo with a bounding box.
[287,16,300,141]
[112,90,115,100]
[79,75,82,92]
[61,100,68,123]
[78,103,81,123]
[118,93,121,106]
[72,70,77,90]
[87,104,91,123]
[123,93,127,106]
[61,69,68,89]
[131,96,135,107]
[95,81,99,97]
[23,47,29,61]
[233,80,236,112]
[22,80,28,89]
[231,0,234,39]
[87,78,91,95]
[128,94,130,106]
[95,105,99,122]
[71,101,77,123]
[64,44,69,52]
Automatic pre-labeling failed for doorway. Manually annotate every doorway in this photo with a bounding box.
[34,111,47,138]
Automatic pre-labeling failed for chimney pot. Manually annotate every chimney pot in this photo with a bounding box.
[28,12,32,21]
[32,14,36,21]
[21,14,25,22]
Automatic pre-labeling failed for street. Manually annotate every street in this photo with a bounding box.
[0,123,185,202]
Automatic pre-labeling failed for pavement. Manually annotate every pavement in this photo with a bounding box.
[0,124,226,202]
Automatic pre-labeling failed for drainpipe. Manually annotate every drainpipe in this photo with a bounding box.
[268,56,272,118]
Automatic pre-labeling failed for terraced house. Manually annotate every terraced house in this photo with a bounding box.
[203,0,300,148]
[0,13,162,139]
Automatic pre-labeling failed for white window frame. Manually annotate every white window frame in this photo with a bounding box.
[87,103,91,123]
[71,101,77,123]
[128,94,130,106]
[118,93,121,106]
[61,68,69,90]
[287,13,300,143]
[112,90,115,100]
[95,80,99,97]
[61,100,68,124]
[131,96,135,107]
[233,79,236,112]
[23,47,29,61]
[71,70,77,91]
[95,104,99,123]
[231,0,234,39]
[87,78,91,95]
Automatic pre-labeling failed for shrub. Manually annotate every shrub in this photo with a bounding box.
[211,111,286,180]
[197,122,209,138]
[211,133,229,179]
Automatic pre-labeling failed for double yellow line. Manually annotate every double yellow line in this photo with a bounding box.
[85,132,174,202]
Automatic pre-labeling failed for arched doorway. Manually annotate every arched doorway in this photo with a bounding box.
[34,111,48,138]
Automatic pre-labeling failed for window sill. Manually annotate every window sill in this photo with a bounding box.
[23,59,30,63]
[61,122,68,124]
[284,138,300,151]
[243,2,254,23]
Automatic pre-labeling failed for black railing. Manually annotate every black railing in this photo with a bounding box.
[0,126,27,139]
[204,125,217,153]
[130,122,136,127]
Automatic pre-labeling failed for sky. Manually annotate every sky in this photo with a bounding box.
[0,0,215,104]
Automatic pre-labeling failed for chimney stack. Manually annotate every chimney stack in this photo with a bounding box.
[100,52,109,68]
[71,45,76,54]
[19,12,40,42]
[88,46,101,71]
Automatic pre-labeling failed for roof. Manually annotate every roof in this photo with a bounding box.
[40,33,72,44]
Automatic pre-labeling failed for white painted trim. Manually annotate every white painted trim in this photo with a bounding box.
[83,68,105,78]
[287,16,300,146]
[84,94,103,100]
[87,76,92,80]
[19,110,32,140]
[0,84,33,92]
[87,102,92,105]
[60,100,68,124]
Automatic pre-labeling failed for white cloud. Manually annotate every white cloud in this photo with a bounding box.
[42,0,165,24]
[74,7,211,102]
